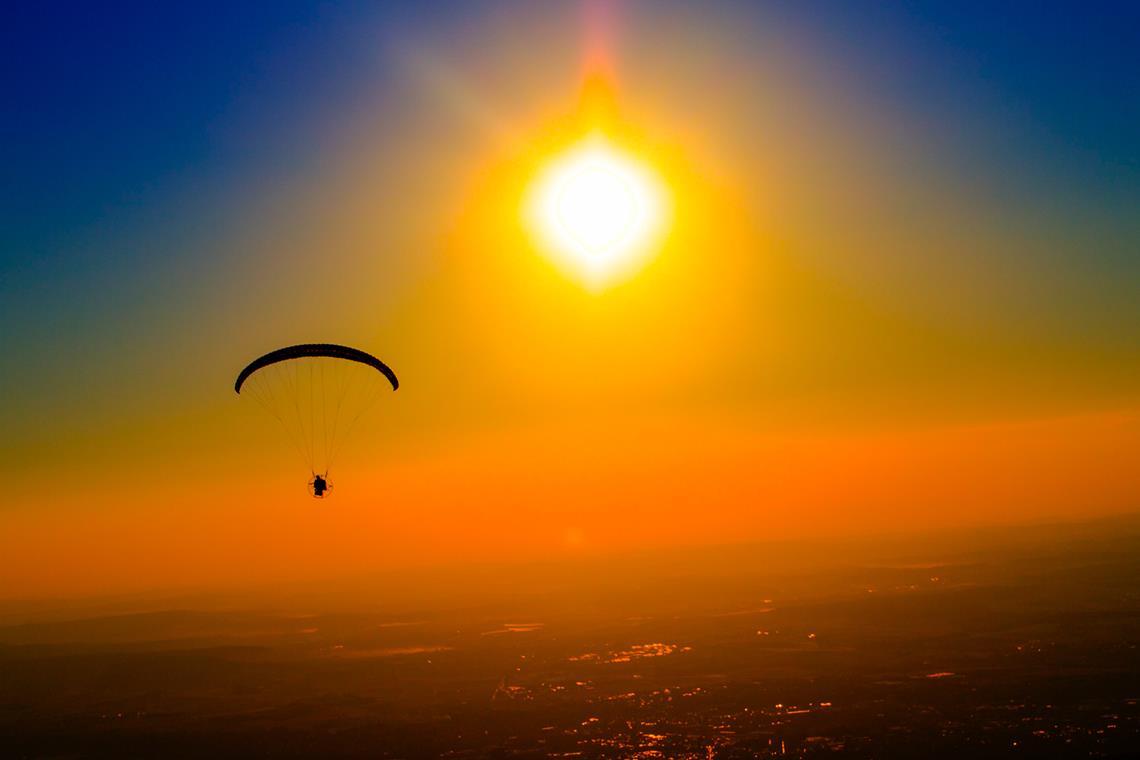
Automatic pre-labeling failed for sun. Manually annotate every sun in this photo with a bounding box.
[526,136,666,288]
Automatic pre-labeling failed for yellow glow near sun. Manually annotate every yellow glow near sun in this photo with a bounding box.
[527,137,667,288]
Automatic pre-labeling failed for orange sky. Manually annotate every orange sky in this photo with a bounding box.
[4,408,1137,598]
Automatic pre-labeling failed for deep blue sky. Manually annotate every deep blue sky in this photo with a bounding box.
[4,1,1137,270]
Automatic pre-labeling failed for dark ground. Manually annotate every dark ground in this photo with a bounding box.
[3,516,1139,758]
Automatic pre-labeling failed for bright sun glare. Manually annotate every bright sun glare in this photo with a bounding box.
[527,137,666,288]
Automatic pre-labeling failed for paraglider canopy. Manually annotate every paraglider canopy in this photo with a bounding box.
[235,344,398,493]
[235,343,397,394]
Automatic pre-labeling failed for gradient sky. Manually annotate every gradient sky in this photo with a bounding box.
[2,1,1138,598]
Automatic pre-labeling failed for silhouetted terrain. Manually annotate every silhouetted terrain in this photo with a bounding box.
[3,516,1140,758]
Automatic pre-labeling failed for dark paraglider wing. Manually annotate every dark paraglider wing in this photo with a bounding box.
[235,343,398,394]
[234,344,399,478]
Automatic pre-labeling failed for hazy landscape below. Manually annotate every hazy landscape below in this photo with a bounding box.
[3,515,1139,758]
